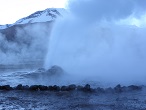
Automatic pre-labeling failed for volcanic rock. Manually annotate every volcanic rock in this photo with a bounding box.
[15,84,23,90]
[97,87,105,93]
[83,84,91,91]
[0,85,13,90]
[61,86,68,91]
[77,85,84,91]
[105,87,114,93]
[29,85,39,91]
[114,84,122,93]
[128,85,142,91]
[68,84,76,91]
[46,65,64,76]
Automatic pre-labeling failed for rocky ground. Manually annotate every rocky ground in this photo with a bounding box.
[0,84,145,110]
[0,65,146,110]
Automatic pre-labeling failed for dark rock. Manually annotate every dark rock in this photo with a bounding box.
[60,84,76,91]
[77,85,84,91]
[22,85,29,90]
[29,85,48,91]
[68,84,76,91]
[83,84,91,91]
[15,84,23,90]
[26,65,64,81]
[120,86,129,92]
[61,86,68,91]
[77,84,92,92]
[128,85,142,91]
[48,86,54,91]
[46,65,64,76]
[114,84,122,93]
[48,85,60,91]
[38,85,48,91]
[77,86,84,91]
[105,87,114,93]
[29,85,39,91]
[97,87,105,93]
[0,85,13,90]
[53,85,60,91]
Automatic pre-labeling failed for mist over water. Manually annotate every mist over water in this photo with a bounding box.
[45,0,146,85]
[0,23,52,66]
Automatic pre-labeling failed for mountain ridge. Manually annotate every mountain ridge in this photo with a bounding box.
[0,8,65,30]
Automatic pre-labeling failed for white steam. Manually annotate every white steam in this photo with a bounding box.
[45,0,146,85]
[0,23,52,66]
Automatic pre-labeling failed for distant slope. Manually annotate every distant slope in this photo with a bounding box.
[0,8,65,66]
[0,8,65,30]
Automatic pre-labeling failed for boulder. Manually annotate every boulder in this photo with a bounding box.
[24,65,64,81]
[83,84,91,91]
[22,85,29,90]
[128,85,142,91]
[46,65,64,76]
[0,85,13,90]
[77,85,84,91]
[29,85,39,91]
[105,87,114,93]
[53,85,60,91]
[68,84,76,91]
[120,86,129,92]
[15,84,23,90]
[48,86,54,91]
[29,85,48,91]
[38,85,48,91]
[97,87,105,93]
[48,85,60,91]
[61,86,68,91]
[114,84,122,93]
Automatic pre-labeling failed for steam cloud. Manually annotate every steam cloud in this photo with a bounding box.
[45,0,146,86]
[0,23,52,67]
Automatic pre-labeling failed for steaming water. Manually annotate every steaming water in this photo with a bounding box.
[45,0,146,85]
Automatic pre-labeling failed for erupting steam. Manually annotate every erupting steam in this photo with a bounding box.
[45,0,146,85]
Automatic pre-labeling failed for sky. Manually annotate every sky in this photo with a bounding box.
[0,0,68,25]
[0,0,146,26]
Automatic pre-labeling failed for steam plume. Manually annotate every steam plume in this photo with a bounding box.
[45,0,146,85]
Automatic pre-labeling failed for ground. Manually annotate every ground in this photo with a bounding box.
[0,65,146,110]
[0,89,146,110]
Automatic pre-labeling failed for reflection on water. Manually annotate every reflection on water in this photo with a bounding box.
[0,64,42,86]
[0,63,42,73]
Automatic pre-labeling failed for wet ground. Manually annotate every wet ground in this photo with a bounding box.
[0,88,146,110]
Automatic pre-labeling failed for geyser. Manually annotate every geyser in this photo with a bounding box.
[45,0,146,85]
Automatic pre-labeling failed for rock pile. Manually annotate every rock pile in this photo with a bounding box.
[0,84,142,93]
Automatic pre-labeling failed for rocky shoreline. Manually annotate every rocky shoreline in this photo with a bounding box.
[0,84,142,93]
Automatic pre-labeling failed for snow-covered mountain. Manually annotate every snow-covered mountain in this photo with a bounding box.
[0,8,65,30]
[0,8,66,67]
